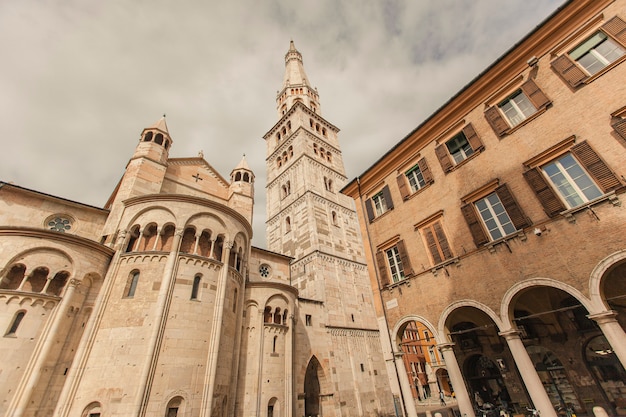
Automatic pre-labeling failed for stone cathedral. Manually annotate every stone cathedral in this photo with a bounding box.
[0,42,395,417]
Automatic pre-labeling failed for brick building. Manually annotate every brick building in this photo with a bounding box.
[342,1,626,416]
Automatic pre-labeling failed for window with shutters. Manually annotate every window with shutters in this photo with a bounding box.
[570,31,624,75]
[461,182,531,246]
[435,124,484,173]
[485,79,550,137]
[407,165,426,191]
[365,185,394,222]
[419,221,453,265]
[498,90,537,128]
[386,246,405,283]
[523,139,622,217]
[375,240,413,286]
[542,154,603,208]
[372,192,387,216]
[611,106,626,144]
[397,157,434,199]
[551,16,626,87]
[475,193,517,240]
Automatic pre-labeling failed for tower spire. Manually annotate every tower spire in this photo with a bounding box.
[276,41,321,118]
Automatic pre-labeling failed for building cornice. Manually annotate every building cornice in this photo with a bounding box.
[0,227,115,257]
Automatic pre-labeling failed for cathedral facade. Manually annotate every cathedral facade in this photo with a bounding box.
[0,43,394,417]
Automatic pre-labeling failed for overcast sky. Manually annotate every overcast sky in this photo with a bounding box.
[0,0,563,248]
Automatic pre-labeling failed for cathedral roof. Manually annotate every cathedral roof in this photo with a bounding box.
[149,115,170,134]
[234,154,251,172]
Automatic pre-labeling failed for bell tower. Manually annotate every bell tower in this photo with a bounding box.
[263,42,395,417]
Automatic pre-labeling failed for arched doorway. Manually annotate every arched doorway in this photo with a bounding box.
[397,320,439,401]
[304,357,321,417]
[446,307,522,412]
[511,285,617,415]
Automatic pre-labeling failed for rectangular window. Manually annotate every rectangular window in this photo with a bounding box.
[445,131,474,164]
[406,164,426,192]
[570,31,624,76]
[461,183,531,246]
[475,193,517,240]
[435,124,483,173]
[542,153,603,208]
[421,221,453,265]
[372,191,388,216]
[305,314,312,326]
[498,90,537,128]
[385,246,405,283]
[365,185,394,221]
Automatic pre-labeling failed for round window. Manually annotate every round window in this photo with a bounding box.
[259,264,271,278]
[48,217,72,232]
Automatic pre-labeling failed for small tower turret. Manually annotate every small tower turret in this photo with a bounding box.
[229,155,254,224]
[276,41,321,118]
[134,115,172,165]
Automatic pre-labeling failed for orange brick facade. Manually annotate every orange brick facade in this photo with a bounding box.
[343,1,626,416]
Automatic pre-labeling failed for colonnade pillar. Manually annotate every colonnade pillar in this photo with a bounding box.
[499,330,557,417]
[394,353,417,417]
[588,311,626,369]
[438,343,474,417]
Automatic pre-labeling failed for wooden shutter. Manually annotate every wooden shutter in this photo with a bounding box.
[484,106,509,137]
[435,144,454,173]
[523,168,566,217]
[382,185,394,210]
[418,157,434,185]
[397,174,410,200]
[551,55,588,88]
[423,226,443,265]
[461,203,489,246]
[612,118,626,140]
[495,184,532,230]
[365,198,375,222]
[602,16,626,46]
[433,222,453,260]
[375,251,390,287]
[396,240,414,276]
[521,79,550,110]
[571,141,622,192]
[463,123,484,152]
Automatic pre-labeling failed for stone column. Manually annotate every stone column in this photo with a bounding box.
[136,228,184,417]
[193,232,201,255]
[54,229,126,417]
[8,279,80,417]
[209,238,216,259]
[395,353,418,417]
[438,343,474,417]
[201,240,232,417]
[588,311,626,369]
[499,330,557,417]
[41,275,54,293]
[152,227,162,251]
[17,268,31,291]
[286,312,294,417]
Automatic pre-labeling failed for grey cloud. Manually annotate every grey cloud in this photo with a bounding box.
[0,0,563,247]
